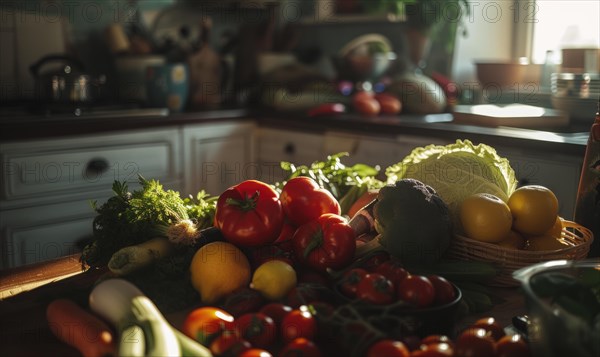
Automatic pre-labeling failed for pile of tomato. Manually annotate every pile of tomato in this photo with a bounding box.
[337,253,457,308]
[190,177,532,356]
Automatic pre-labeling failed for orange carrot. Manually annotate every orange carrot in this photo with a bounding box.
[46,298,116,357]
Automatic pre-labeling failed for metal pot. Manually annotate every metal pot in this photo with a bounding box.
[29,54,106,105]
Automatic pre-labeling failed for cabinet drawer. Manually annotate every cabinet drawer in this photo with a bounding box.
[1,128,181,201]
[0,197,105,269]
[256,128,324,182]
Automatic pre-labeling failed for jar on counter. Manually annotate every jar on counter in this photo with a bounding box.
[574,97,600,257]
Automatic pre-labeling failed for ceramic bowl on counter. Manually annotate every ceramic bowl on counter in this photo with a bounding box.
[475,61,543,88]
[513,259,600,357]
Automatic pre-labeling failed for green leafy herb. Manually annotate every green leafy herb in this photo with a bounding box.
[81,176,216,270]
[275,152,384,214]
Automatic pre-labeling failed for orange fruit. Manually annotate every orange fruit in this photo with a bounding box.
[460,193,513,243]
[508,185,559,236]
[495,230,526,250]
[525,234,572,251]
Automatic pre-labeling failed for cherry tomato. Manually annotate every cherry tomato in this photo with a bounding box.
[279,337,322,357]
[356,273,395,305]
[353,91,381,116]
[215,179,284,246]
[182,307,234,346]
[374,260,409,286]
[338,267,368,299]
[397,275,435,308]
[233,312,277,349]
[472,317,506,341]
[238,348,273,357]
[279,176,341,227]
[367,339,410,357]
[420,335,454,349]
[219,287,266,318]
[360,251,391,271]
[292,213,356,272]
[259,303,293,327]
[374,92,402,114]
[210,330,252,356]
[496,334,531,357]
[427,275,457,306]
[454,328,496,357]
[411,342,454,357]
[280,307,317,343]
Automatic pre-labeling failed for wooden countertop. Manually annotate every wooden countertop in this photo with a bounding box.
[0,254,528,357]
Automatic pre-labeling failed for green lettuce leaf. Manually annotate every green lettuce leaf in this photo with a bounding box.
[385,139,518,226]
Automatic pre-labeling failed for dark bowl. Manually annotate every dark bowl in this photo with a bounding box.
[333,281,463,338]
[331,52,397,82]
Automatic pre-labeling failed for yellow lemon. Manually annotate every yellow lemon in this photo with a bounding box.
[508,185,559,236]
[460,193,513,243]
[190,241,251,304]
[250,260,297,301]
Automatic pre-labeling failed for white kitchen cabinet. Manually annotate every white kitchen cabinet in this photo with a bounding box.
[255,127,326,183]
[183,121,256,197]
[0,127,182,268]
[497,148,582,220]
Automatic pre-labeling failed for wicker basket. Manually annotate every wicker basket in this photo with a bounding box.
[446,220,594,287]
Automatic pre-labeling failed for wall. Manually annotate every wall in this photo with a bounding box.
[451,1,513,83]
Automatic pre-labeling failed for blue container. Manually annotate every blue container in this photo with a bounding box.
[146,63,189,112]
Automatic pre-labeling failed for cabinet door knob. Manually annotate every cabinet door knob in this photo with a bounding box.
[284,143,295,155]
[86,158,109,175]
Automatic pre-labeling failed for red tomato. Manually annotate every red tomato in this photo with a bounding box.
[353,92,381,116]
[360,251,391,271]
[356,273,395,305]
[273,221,297,252]
[292,213,355,272]
[427,275,457,306]
[374,260,409,286]
[308,103,346,117]
[496,334,531,357]
[219,287,266,318]
[454,328,496,357]
[367,339,410,357]
[374,92,402,114]
[215,180,284,247]
[472,317,506,341]
[280,176,341,227]
[279,337,322,357]
[397,275,435,308]
[233,313,277,349]
[338,267,368,299]
[259,303,293,327]
[238,348,273,357]
[182,307,234,346]
[210,330,252,356]
[280,307,317,343]
[420,335,454,349]
[411,342,454,357]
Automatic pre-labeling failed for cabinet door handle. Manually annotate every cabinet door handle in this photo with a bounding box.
[284,143,295,155]
[86,158,109,175]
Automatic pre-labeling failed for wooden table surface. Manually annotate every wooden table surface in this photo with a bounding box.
[0,255,528,357]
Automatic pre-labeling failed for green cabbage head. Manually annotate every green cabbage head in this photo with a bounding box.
[385,139,518,226]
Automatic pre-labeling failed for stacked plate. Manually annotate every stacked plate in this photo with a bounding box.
[551,72,599,121]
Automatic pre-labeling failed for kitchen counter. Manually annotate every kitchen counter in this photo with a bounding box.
[0,106,589,157]
[0,254,528,357]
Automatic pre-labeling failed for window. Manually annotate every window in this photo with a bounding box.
[530,0,599,64]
